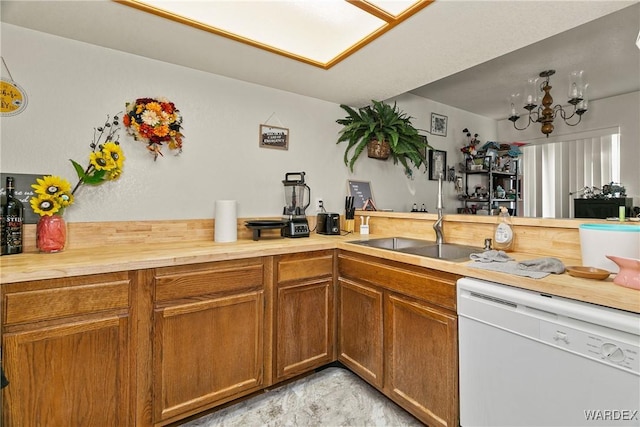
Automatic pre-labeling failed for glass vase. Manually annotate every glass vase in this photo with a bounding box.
[37,214,67,253]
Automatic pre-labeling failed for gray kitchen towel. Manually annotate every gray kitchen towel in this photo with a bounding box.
[469,250,514,263]
[517,257,566,274]
[468,260,550,279]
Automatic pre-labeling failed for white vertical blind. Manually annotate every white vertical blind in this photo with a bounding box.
[522,130,620,218]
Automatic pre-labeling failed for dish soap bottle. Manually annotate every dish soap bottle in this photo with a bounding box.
[494,207,514,251]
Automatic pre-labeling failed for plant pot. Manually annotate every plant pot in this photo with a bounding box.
[367,139,390,160]
[36,214,67,253]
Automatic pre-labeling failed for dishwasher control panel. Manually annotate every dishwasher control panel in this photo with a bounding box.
[540,320,640,373]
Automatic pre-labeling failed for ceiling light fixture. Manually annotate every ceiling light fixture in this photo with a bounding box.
[508,70,588,137]
[115,0,433,69]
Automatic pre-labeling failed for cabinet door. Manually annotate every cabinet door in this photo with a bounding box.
[2,272,132,427]
[384,293,458,427]
[153,290,263,422]
[275,279,334,380]
[3,315,130,426]
[275,250,335,381]
[337,278,383,388]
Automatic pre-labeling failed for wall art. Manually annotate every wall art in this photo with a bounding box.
[259,124,289,150]
[430,113,447,137]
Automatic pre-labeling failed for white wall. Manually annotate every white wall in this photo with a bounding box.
[0,23,345,222]
[0,24,497,223]
[497,91,640,206]
[388,93,498,212]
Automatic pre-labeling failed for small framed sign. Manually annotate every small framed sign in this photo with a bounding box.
[430,113,447,137]
[259,124,289,150]
[1,78,28,117]
[347,180,374,210]
[0,173,41,223]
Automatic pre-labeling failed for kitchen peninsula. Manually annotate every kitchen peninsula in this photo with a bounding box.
[2,213,638,426]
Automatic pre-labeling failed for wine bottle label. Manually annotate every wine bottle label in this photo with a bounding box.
[4,215,23,249]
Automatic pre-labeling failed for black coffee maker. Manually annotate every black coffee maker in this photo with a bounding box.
[282,172,310,238]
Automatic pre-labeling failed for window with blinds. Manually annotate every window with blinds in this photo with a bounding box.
[521,128,621,218]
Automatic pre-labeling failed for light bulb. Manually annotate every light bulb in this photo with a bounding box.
[508,93,520,119]
[568,70,585,102]
[524,77,539,108]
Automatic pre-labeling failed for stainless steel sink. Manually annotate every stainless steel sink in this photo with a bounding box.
[349,237,432,250]
[348,237,481,262]
[397,243,481,261]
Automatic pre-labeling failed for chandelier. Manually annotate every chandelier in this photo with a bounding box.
[508,70,588,137]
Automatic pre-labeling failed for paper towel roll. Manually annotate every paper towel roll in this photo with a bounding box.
[214,200,237,242]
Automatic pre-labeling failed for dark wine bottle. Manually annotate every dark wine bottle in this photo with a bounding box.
[2,177,24,255]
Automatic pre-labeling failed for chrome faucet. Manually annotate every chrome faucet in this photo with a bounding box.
[433,174,444,244]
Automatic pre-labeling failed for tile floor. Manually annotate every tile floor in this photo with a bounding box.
[178,366,424,426]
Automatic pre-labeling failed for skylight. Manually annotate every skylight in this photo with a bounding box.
[115,0,433,68]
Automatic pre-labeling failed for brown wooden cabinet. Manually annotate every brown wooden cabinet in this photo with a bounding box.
[338,251,460,427]
[2,247,461,427]
[384,293,458,427]
[274,250,335,382]
[151,258,266,425]
[1,272,133,426]
[337,278,383,388]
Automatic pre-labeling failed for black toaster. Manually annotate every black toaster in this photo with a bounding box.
[316,213,341,235]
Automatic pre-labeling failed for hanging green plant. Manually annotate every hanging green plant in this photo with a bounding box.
[336,100,432,175]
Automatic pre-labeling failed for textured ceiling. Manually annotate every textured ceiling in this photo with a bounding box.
[1,1,637,115]
[410,2,640,120]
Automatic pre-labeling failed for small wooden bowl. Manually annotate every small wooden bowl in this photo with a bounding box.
[566,266,611,280]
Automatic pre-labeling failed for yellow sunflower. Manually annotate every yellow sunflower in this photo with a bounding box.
[102,141,125,170]
[30,194,62,216]
[58,192,74,207]
[90,150,117,171]
[108,168,123,180]
[32,175,71,197]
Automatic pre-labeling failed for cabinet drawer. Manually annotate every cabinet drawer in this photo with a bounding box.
[3,272,130,326]
[338,251,458,311]
[277,250,334,284]
[154,258,264,302]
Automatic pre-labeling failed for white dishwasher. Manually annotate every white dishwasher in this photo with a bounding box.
[457,277,640,427]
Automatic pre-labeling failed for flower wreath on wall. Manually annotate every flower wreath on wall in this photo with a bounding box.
[123,97,184,160]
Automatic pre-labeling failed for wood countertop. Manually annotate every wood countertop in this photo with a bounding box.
[2,232,639,314]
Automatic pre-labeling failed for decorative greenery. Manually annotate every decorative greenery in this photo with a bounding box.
[336,100,431,174]
[123,97,183,160]
[30,114,125,216]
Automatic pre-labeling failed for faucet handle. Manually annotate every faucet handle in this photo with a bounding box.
[484,238,492,250]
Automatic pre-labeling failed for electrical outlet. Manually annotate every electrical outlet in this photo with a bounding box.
[315,197,324,212]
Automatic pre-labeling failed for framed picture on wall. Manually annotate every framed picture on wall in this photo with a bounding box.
[430,113,448,137]
[259,124,289,150]
[429,149,447,180]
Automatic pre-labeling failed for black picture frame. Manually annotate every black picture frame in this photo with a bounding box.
[0,172,42,224]
[428,149,447,181]
[430,113,447,137]
[347,180,374,209]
